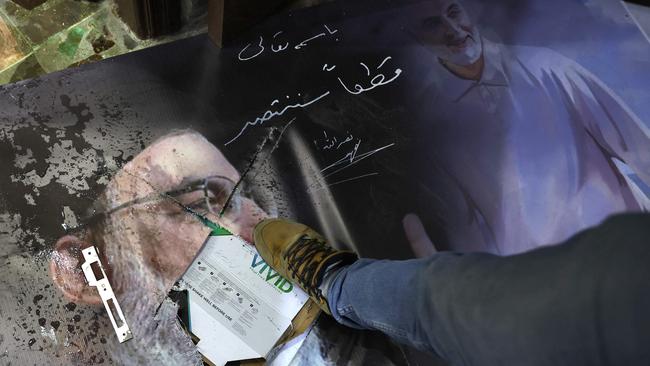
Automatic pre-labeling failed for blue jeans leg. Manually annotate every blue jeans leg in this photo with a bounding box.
[326,257,434,352]
[325,215,650,366]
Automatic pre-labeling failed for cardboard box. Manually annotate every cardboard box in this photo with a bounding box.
[177,232,318,365]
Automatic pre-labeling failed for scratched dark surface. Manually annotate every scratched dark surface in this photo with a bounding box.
[2,0,650,364]
[0,1,434,364]
[0,0,426,260]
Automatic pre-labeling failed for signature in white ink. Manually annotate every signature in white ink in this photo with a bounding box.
[308,141,395,191]
[237,24,339,62]
[313,172,379,192]
[320,142,395,177]
[337,56,402,95]
[314,131,355,151]
[224,91,331,146]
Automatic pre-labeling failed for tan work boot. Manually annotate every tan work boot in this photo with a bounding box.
[253,218,358,315]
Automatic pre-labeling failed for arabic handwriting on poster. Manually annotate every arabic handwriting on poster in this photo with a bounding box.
[314,131,355,151]
[337,57,403,95]
[238,24,339,61]
[224,92,331,146]
[271,31,289,53]
[225,54,402,145]
[238,36,265,61]
[294,24,339,50]
[228,23,403,174]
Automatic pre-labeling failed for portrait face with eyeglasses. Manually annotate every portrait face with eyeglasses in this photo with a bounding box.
[47,130,270,364]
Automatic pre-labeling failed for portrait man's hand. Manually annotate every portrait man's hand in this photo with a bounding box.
[403,213,437,258]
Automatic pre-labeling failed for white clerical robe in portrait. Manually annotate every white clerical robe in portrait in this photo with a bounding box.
[415,39,650,255]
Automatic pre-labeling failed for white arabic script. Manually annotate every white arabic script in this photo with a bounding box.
[337,56,403,95]
[237,24,339,62]
[224,92,331,146]
[238,36,265,61]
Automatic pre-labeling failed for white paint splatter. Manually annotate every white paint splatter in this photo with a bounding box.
[14,148,35,169]
[24,193,35,206]
[10,140,100,195]
[61,206,79,229]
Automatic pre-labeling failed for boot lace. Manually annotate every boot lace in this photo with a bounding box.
[283,235,335,301]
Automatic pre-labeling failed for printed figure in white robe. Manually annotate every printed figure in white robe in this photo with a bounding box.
[408,0,650,255]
